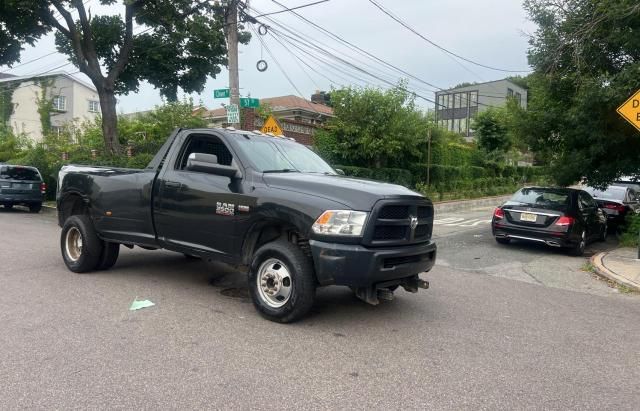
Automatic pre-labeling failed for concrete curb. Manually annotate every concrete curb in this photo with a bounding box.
[590,251,640,292]
[432,195,510,214]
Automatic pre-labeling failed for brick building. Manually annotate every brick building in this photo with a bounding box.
[203,94,333,146]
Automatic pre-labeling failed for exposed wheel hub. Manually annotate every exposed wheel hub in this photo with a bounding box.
[65,227,83,262]
[257,259,292,308]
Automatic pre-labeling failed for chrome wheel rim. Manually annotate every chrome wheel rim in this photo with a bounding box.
[579,231,586,251]
[65,227,83,262]
[256,258,292,308]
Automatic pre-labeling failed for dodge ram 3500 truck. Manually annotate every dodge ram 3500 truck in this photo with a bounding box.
[57,128,436,322]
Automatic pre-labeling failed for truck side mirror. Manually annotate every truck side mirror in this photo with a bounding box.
[186,152,241,178]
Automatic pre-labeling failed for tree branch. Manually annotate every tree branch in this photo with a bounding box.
[107,4,134,84]
[50,0,102,82]
[72,0,99,68]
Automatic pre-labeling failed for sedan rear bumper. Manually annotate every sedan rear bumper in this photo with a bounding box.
[492,224,579,248]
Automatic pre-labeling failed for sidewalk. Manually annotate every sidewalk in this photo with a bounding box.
[591,248,640,292]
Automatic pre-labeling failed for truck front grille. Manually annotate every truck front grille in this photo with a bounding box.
[364,200,434,246]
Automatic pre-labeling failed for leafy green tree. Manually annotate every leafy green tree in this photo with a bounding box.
[0,1,248,155]
[520,0,640,186]
[315,85,430,169]
[474,108,511,153]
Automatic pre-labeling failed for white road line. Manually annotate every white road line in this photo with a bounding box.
[434,218,492,226]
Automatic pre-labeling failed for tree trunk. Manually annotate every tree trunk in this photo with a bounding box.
[97,87,121,155]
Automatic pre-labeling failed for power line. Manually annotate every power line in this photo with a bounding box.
[252,0,330,18]
[367,0,531,74]
[264,0,445,93]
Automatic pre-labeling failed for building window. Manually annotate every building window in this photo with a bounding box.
[507,88,514,98]
[515,92,522,107]
[460,92,467,109]
[88,100,99,113]
[52,95,67,111]
[447,94,453,109]
[453,118,460,133]
[51,125,63,135]
[438,95,444,110]
[470,91,478,107]
[461,118,467,135]
[454,94,461,109]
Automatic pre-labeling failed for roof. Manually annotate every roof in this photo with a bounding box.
[0,70,96,92]
[437,78,528,93]
[205,94,333,118]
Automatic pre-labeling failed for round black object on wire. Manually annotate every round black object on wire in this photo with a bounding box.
[256,60,268,72]
[258,24,268,35]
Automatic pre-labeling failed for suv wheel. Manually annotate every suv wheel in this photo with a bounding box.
[60,215,103,273]
[598,222,608,242]
[248,240,316,323]
[29,203,42,213]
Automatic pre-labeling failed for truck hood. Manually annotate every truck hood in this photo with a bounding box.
[262,173,424,210]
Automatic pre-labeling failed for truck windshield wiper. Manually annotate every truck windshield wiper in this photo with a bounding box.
[262,169,299,173]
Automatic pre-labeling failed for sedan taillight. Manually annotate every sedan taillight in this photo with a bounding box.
[554,216,575,227]
[493,207,505,219]
[603,203,626,213]
[40,182,46,194]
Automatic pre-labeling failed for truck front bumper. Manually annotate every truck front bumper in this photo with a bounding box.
[309,239,437,287]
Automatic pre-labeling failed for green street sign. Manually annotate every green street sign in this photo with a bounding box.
[240,97,260,108]
[214,88,230,98]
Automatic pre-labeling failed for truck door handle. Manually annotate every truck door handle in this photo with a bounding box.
[165,181,182,189]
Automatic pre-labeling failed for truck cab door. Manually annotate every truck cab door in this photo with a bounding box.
[154,131,243,257]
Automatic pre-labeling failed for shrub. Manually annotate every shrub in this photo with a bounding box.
[620,214,640,247]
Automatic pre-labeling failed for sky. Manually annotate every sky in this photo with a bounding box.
[0,0,537,114]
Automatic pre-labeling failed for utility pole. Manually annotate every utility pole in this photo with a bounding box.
[225,0,241,128]
[426,127,432,187]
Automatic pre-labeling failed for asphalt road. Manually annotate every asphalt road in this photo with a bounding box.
[1,206,639,410]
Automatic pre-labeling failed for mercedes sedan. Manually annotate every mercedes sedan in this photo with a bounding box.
[492,187,607,256]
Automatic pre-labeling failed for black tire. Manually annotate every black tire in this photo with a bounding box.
[495,237,511,245]
[568,230,586,257]
[4,204,13,209]
[60,215,103,273]
[29,203,42,213]
[248,239,316,323]
[96,242,120,270]
[598,222,608,242]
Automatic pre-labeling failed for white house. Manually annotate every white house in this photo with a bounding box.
[0,71,100,142]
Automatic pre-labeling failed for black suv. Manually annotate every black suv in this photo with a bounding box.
[0,165,46,213]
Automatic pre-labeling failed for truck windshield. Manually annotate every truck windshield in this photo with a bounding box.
[235,137,336,174]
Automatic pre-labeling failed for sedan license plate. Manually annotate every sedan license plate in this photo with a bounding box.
[520,212,537,222]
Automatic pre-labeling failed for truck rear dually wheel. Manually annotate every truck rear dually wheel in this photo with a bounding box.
[60,215,103,273]
[248,240,316,323]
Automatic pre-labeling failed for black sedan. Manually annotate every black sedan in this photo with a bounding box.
[492,187,607,256]
[582,185,639,228]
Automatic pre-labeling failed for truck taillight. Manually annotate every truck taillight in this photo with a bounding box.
[493,208,504,219]
[40,182,46,194]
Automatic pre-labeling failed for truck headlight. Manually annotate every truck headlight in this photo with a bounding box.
[312,210,368,236]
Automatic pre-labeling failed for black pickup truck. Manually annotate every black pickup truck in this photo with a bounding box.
[57,128,436,322]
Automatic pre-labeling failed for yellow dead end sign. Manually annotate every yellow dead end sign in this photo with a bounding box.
[261,115,284,136]
[617,89,640,132]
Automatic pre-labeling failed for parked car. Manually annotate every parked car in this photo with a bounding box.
[582,185,640,227]
[0,165,46,213]
[57,128,436,323]
[492,187,607,256]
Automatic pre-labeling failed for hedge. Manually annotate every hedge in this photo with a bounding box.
[335,165,413,187]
